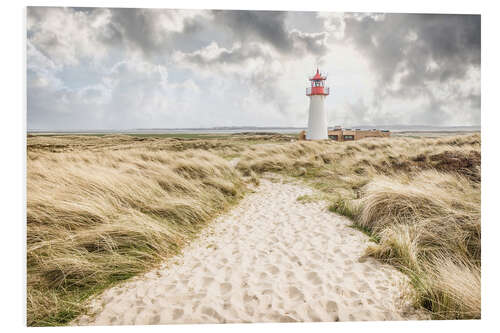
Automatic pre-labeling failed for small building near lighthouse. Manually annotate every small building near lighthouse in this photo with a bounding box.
[305,69,330,140]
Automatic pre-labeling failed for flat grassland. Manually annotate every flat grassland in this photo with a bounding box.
[27,132,480,325]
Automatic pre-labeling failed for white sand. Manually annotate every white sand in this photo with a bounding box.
[75,176,426,325]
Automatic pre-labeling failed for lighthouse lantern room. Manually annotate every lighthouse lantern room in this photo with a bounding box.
[306,69,330,140]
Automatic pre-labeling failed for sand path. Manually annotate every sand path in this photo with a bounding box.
[76,176,424,325]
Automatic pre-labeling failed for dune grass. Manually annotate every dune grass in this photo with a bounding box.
[27,132,296,155]
[235,133,481,319]
[27,133,481,324]
[27,147,245,326]
[359,171,480,319]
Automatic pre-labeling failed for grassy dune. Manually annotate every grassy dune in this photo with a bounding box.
[236,133,481,319]
[27,148,245,326]
[359,171,480,319]
[27,133,296,154]
[27,132,480,324]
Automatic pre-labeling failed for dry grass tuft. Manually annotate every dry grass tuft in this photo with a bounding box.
[421,256,481,319]
[359,171,480,319]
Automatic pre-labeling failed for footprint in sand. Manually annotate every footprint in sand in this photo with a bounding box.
[267,265,280,275]
[172,308,184,320]
[289,286,305,301]
[203,277,214,287]
[201,306,224,322]
[220,282,232,294]
[307,306,322,322]
[326,300,339,313]
[306,272,322,285]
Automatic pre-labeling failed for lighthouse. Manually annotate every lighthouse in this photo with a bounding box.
[306,69,330,140]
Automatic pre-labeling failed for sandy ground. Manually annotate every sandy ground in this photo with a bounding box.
[75,176,426,325]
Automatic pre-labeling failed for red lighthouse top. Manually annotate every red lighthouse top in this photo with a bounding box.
[306,68,330,96]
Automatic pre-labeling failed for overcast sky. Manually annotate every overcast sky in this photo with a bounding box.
[27,7,480,130]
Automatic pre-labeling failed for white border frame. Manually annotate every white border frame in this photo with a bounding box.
[3,1,497,332]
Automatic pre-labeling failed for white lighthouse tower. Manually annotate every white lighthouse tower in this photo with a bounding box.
[306,69,330,140]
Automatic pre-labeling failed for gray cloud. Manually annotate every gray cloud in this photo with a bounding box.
[212,10,329,58]
[289,29,329,58]
[341,13,480,124]
[213,10,292,52]
[341,98,370,125]
[178,42,272,67]
[27,7,210,64]
[174,41,292,116]
[103,9,196,56]
[344,14,480,87]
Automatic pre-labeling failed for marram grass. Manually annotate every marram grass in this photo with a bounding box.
[27,133,481,324]
[27,148,245,326]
